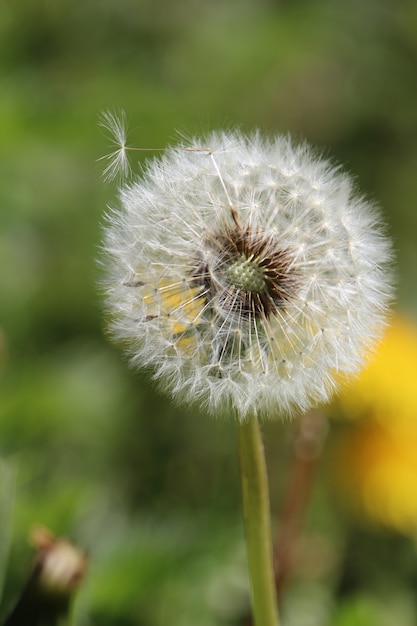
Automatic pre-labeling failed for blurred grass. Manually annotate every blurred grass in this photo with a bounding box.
[1,0,417,624]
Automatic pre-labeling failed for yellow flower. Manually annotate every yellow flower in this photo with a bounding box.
[337,316,417,427]
[337,420,417,532]
[143,281,205,340]
[334,315,417,532]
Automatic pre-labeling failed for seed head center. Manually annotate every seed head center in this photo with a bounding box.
[227,255,266,293]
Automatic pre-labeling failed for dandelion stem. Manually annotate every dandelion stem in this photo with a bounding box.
[274,410,327,600]
[238,414,280,626]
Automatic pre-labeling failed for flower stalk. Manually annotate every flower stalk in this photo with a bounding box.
[238,414,279,626]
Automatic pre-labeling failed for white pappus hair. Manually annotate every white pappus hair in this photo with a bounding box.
[101,129,393,420]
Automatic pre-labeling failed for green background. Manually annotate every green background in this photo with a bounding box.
[1,0,417,624]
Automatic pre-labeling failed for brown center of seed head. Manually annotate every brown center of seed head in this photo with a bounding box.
[195,224,298,319]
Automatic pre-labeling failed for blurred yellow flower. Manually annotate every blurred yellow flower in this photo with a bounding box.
[334,315,417,533]
[337,315,417,427]
[142,281,205,339]
[337,421,417,532]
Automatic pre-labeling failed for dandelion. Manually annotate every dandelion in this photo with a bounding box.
[333,316,417,533]
[102,130,393,420]
[100,125,393,626]
[337,316,417,425]
[337,418,417,533]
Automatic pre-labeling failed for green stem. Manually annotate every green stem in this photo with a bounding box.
[238,414,280,626]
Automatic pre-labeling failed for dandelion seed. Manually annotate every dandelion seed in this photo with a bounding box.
[101,131,393,419]
[98,110,132,181]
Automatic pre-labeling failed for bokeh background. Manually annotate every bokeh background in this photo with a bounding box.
[1,0,417,624]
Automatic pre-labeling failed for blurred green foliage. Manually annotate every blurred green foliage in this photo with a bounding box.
[1,0,417,624]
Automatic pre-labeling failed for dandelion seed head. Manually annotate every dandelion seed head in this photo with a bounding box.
[102,131,393,419]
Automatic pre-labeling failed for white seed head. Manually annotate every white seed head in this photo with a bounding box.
[101,131,393,420]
